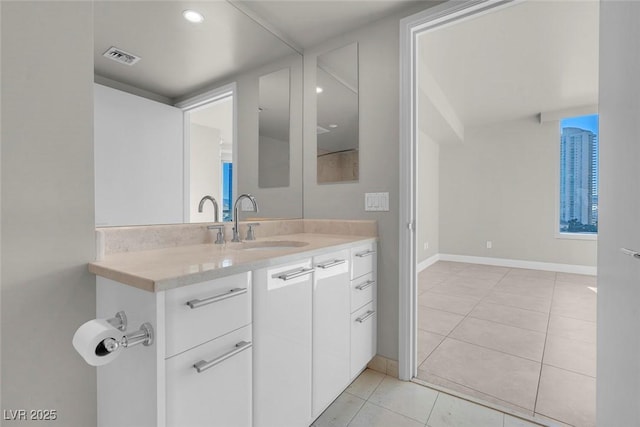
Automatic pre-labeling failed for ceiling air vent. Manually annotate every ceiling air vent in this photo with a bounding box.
[103,46,141,66]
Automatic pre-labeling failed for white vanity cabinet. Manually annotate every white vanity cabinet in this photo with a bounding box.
[96,272,252,427]
[312,249,351,418]
[94,237,377,427]
[349,242,377,379]
[253,259,314,427]
[165,274,252,427]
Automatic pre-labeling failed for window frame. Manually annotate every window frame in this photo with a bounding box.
[555,113,599,241]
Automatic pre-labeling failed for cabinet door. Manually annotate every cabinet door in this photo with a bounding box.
[253,260,313,427]
[351,302,377,379]
[312,250,351,417]
[166,326,252,427]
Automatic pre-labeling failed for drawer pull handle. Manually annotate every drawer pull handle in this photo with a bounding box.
[193,341,252,373]
[621,248,640,259]
[356,310,376,323]
[355,280,375,291]
[273,267,315,281]
[317,259,347,269]
[186,287,247,309]
[355,250,376,258]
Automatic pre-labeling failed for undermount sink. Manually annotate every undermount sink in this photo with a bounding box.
[233,240,309,251]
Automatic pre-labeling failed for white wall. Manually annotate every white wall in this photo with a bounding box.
[189,124,222,222]
[597,1,640,424]
[1,2,96,425]
[94,84,184,226]
[417,131,439,263]
[438,116,597,266]
[303,10,422,360]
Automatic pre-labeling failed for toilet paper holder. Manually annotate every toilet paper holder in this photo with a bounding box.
[99,311,154,355]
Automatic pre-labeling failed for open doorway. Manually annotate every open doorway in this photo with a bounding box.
[404,1,598,426]
[179,86,236,223]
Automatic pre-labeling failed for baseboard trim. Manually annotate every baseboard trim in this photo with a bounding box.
[417,254,440,273]
[438,253,597,276]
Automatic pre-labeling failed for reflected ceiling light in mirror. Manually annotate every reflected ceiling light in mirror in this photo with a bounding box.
[316,86,323,94]
[329,124,338,128]
[182,10,205,23]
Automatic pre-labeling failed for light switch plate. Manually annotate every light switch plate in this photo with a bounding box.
[365,192,389,211]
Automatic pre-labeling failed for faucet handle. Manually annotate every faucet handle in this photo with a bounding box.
[207,225,225,245]
[246,223,260,241]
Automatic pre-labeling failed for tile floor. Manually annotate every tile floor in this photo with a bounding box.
[313,369,545,427]
[416,261,597,427]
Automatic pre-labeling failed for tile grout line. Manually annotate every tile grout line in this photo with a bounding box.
[416,371,535,416]
[532,272,557,417]
[424,391,441,427]
[345,374,385,427]
[359,373,442,426]
[419,266,548,414]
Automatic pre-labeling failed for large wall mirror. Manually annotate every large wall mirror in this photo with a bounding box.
[316,43,359,183]
[93,1,302,227]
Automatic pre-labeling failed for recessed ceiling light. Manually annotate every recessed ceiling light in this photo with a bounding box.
[316,86,323,94]
[183,10,204,23]
[329,124,338,128]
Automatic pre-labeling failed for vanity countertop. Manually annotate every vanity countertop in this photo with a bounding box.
[88,233,376,292]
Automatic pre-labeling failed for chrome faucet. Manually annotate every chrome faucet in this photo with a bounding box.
[232,194,258,242]
[198,195,219,223]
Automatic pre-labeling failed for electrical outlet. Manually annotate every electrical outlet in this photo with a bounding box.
[486,241,492,249]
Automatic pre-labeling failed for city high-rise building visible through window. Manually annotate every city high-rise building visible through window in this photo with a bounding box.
[559,114,599,234]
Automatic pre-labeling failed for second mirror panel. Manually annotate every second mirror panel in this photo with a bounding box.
[259,68,291,188]
[317,43,359,183]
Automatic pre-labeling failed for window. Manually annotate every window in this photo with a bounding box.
[222,162,233,221]
[559,114,599,234]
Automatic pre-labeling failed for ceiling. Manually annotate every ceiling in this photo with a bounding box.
[237,0,432,49]
[94,0,433,101]
[94,1,299,100]
[418,0,599,143]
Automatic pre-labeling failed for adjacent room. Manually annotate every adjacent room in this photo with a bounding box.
[414,2,598,426]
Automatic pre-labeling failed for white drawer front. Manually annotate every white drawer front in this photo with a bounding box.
[314,249,350,280]
[351,273,375,313]
[350,302,376,379]
[166,325,252,427]
[165,272,251,357]
[351,242,375,280]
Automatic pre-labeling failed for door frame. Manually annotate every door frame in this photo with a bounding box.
[176,83,238,223]
[397,0,515,381]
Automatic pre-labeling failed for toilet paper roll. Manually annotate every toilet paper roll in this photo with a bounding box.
[73,319,124,366]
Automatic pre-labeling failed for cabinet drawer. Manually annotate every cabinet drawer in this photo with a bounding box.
[350,302,376,379]
[351,273,375,313]
[166,325,252,427]
[165,272,251,358]
[314,249,350,280]
[351,242,376,280]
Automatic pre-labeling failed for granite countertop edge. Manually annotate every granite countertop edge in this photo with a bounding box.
[89,233,378,292]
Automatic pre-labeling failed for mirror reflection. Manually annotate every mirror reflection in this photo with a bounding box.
[93,1,302,227]
[259,68,291,188]
[188,95,234,222]
[316,43,359,183]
